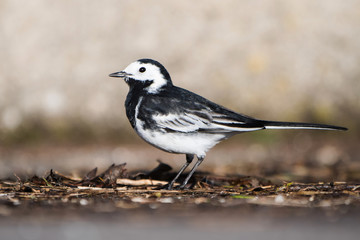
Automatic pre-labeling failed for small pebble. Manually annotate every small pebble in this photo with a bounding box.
[79,199,88,206]
[274,195,285,204]
[158,197,174,204]
[131,197,146,203]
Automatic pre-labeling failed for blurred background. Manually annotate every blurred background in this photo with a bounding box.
[0,0,359,180]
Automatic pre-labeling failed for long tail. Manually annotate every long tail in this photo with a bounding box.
[258,120,347,131]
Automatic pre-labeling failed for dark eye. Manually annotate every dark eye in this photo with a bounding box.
[139,67,146,73]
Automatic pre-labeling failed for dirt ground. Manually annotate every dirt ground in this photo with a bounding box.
[1,160,360,240]
[0,139,359,240]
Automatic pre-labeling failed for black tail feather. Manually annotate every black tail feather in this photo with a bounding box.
[258,120,347,131]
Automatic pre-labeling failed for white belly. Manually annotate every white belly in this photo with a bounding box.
[135,125,226,157]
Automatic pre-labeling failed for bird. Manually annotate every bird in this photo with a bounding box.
[109,58,347,190]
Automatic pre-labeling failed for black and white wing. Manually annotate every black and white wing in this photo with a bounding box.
[139,86,346,134]
[152,109,265,133]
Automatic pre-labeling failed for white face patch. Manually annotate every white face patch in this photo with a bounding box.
[123,61,168,93]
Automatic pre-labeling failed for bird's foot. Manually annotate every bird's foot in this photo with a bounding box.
[179,183,189,190]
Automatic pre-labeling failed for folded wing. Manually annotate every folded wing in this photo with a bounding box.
[152,109,265,133]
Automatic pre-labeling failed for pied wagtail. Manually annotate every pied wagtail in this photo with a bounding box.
[109,58,347,189]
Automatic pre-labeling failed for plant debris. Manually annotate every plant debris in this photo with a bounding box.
[0,162,359,218]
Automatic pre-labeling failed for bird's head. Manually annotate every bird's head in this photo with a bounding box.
[109,59,173,94]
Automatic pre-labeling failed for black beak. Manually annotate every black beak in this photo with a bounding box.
[109,71,131,78]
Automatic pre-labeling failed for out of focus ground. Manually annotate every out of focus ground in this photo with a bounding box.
[1,134,359,240]
[1,175,360,240]
[1,159,360,240]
